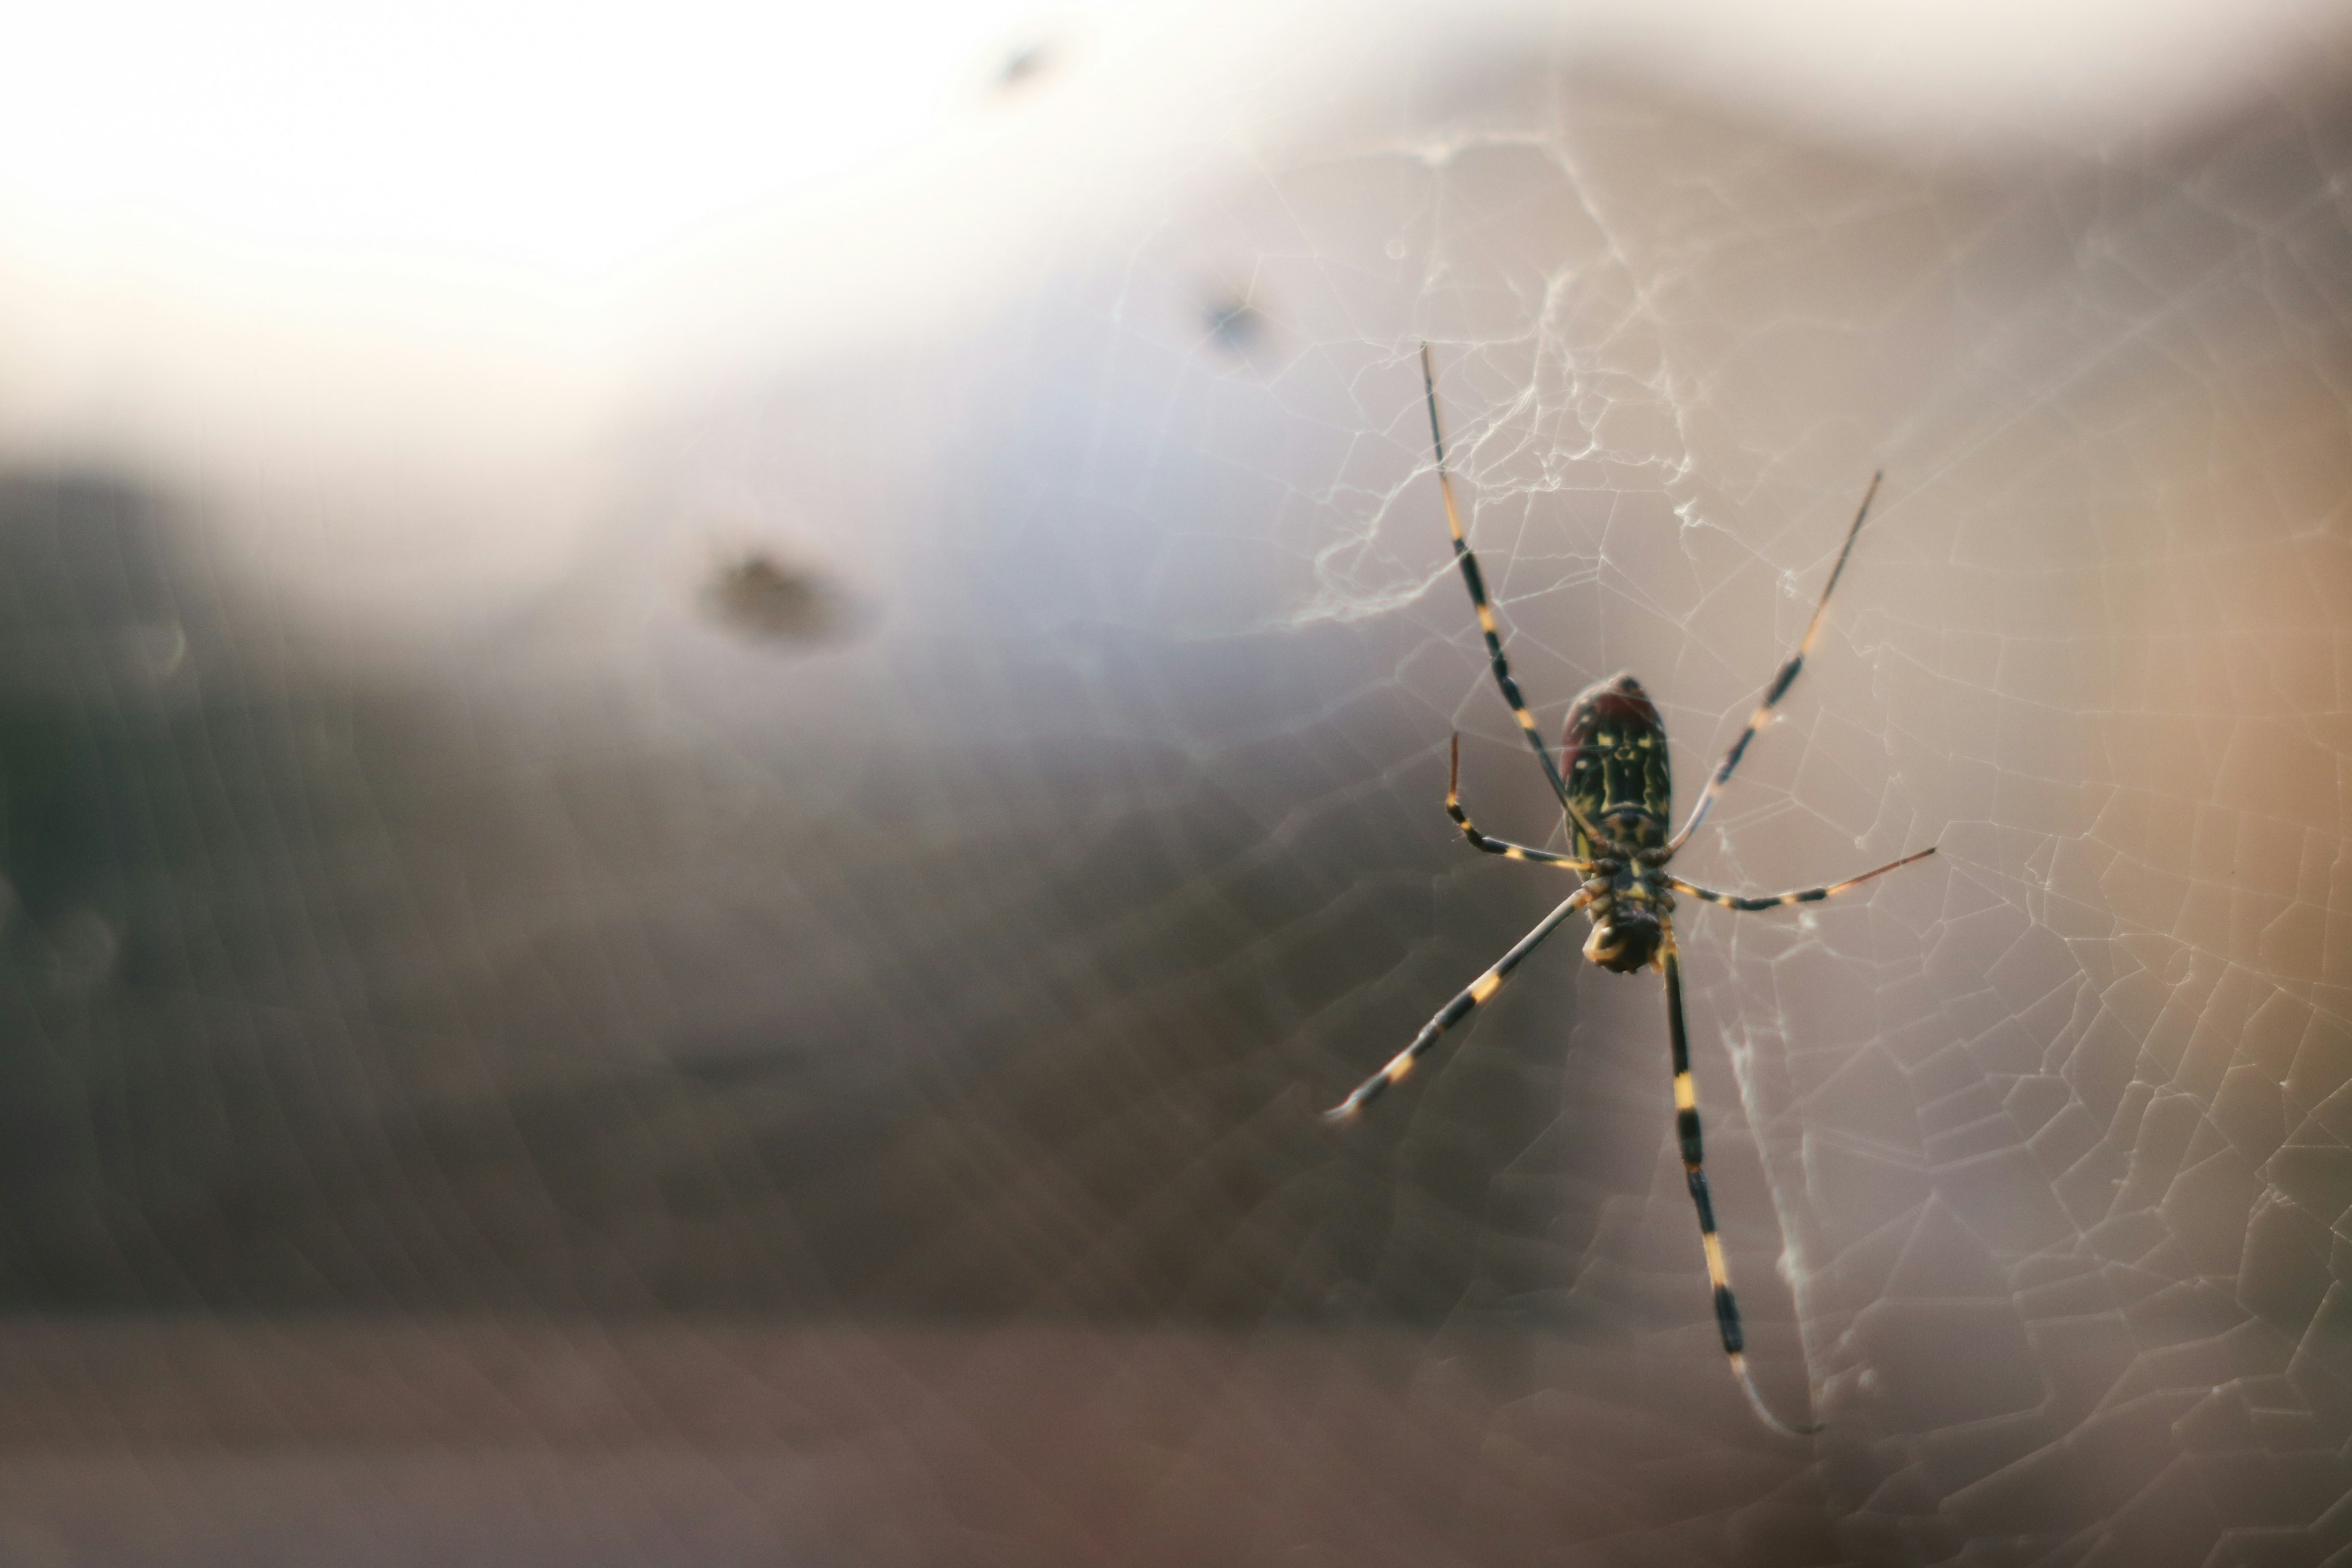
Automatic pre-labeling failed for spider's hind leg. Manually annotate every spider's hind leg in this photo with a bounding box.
[1418,345,1607,851]
[1666,473,1883,854]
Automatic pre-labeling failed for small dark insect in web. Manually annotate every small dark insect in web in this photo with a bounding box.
[1203,295,1265,353]
[1322,344,1934,1439]
[997,41,1052,91]
[703,554,851,646]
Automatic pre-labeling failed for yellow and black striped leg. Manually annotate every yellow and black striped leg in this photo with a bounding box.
[1325,887,1594,1121]
[1419,345,1608,852]
[1661,926,1821,1437]
[1446,735,1593,870]
[1665,472,1883,855]
[1668,845,1934,912]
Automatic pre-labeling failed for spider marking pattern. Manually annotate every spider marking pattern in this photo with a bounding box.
[1325,345,1936,1438]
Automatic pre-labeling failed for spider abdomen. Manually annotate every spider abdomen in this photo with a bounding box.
[1562,672,1673,858]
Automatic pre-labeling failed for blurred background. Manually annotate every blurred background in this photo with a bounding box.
[2,1,2351,1562]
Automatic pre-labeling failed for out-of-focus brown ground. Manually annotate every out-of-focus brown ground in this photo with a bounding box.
[0,1319,1830,1567]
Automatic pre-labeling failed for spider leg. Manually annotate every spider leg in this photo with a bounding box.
[1420,345,1608,852]
[1446,734,1593,870]
[1665,472,1883,856]
[1667,846,1934,911]
[1660,922,1821,1438]
[1325,886,1595,1121]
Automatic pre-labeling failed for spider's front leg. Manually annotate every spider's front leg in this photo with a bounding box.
[1324,884,1596,1121]
[1659,920,1821,1437]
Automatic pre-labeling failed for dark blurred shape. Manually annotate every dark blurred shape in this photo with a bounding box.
[0,469,187,930]
[703,552,853,645]
[998,40,1052,92]
[1204,294,1265,353]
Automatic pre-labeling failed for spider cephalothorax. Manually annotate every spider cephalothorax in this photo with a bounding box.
[1580,894,1662,973]
[1321,344,1937,1438]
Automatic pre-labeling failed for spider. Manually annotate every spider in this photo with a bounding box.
[1325,345,1935,1437]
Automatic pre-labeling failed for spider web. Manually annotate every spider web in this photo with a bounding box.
[1,18,2350,1568]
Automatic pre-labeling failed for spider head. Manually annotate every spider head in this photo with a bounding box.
[1583,905,1662,974]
